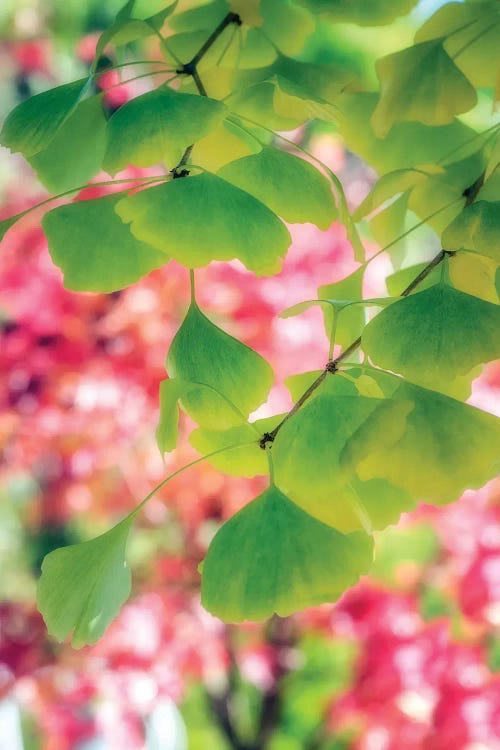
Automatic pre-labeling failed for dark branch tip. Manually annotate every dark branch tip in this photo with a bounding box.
[325,360,339,374]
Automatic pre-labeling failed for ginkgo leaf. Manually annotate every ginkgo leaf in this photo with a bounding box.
[156,378,189,453]
[372,40,477,138]
[229,0,262,27]
[272,377,413,531]
[284,370,326,401]
[193,118,262,171]
[218,147,336,228]
[442,201,500,263]
[115,173,291,275]
[37,516,133,648]
[356,369,500,504]
[362,283,500,391]
[201,485,373,622]
[0,78,89,157]
[338,91,476,174]
[166,302,274,429]
[28,95,107,193]
[449,252,500,304]
[353,169,429,222]
[318,267,365,349]
[370,192,410,259]
[104,88,227,175]
[42,194,166,292]
[260,0,315,56]
[189,416,282,477]
[94,0,177,62]
[415,0,500,88]
[385,263,439,296]
[297,0,419,25]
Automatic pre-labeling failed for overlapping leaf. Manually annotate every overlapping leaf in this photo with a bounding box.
[362,283,500,392]
[115,173,291,275]
[42,194,166,292]
[164,302,274,433]
[297,0,419,25]
[201,484,373,621]
[356,369,500,504]
[37,516,133,648]
[218,146,336,228]
[0,78,89,157]
[272,376,413,532]
[442,201,500,262]
[372,41,477,137]
[104,88,227,174]
[29,96,107,193]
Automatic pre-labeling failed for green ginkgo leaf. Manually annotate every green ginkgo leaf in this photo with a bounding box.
[166,302,274,430]
[442,201,500,262]
[261,0,315,55]
[156,378,190,453]
[353,168,431,222]
[29,95,107,193]
[356,369,500,504]
[0,79,89,157]
[218,147,337,229]
[104,88,227,174]
[37,516,133,648]
[272,377,413,531]
[42,194,167,292]
[372,40,477,138]
[362,283,500,391]
[189,415,282,477]
[115,173,291,275]
[201,484,373,622]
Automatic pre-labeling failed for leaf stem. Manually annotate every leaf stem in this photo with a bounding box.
[260,249,451,447]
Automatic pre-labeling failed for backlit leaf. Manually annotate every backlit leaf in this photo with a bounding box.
[297,0,419,25]
[95,0,178,61]
[356,369,500,504]
[201,484,373,621]
[43,194,166,292]
[0,78,89,157]
[362,284,500,392]
[37,516,133,648]
[318,267,365,349]
[272,377,413,532]
[260,0,315,56]
[104,88,227,174]
[218,147,336,228]
[372,41,477,138]
[442,201,500,262]
[29,95,107,193]
[167,302,274,429]
[115,172,291,275]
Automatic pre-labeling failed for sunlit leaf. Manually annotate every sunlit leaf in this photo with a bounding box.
[167,302,274,429]
[115,172,291,275]
[372,41,477,138]
[357,369,500,504]
[43,194,166,292]
[219,146,336,228]
[261,0,315,56]
[29,95,107,193]
[0,78,89,157]
[273,377,413,532]
[229,0,262,27]
[442,201,500,262]
[318,267,365,349]
[94,0,177,62]
[190,416,282,477]
[353,169,429,222]
[104,88,227,174]
[201,484,373,621]
[37,516,133,648]
[193,118,262,171]
[449,252,500,304]
[362,283,500,393]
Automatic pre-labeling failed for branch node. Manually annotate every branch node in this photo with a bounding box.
[325,360,339,374]
[171,168,190,179]
[259,433,274,450]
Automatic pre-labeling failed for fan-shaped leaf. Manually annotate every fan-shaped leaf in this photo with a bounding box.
[318,267,365,349]
[37,516,133,648]
[442,201,500,262]
[104,88,227,175]
[219,146,336,228]
[166,302,274,430]
[356,369,500,504]
[0,78,89,157]
[115,173,291,275]
[201,485,373,622]
[29,95,107,193]
[362,284,500,391]
[372,41,477,138]
[42,194,166,292]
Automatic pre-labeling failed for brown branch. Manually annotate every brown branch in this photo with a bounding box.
[260,247,453,448]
